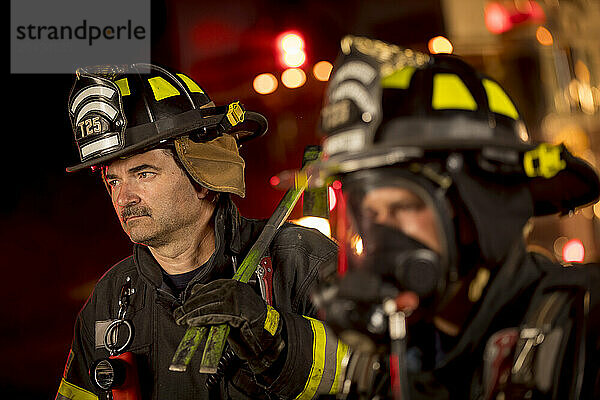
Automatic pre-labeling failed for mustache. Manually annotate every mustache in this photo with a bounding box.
[121,205,151,221]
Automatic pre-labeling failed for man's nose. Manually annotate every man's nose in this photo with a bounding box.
[115,182,141,207]
[374,209,392,226]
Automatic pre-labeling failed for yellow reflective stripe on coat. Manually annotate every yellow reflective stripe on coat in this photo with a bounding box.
[296,317,348,399]
[56,378,98,400]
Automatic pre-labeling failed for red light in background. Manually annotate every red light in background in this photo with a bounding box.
[269,175,281,187]
[332,180,342,190]
[485,2,513,34]
[562,239,585,263]
[279,32,304,53]
[485,1,546,34]
[277,31,306,68]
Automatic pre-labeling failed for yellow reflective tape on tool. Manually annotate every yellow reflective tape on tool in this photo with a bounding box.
[226,101,245,127]
[523,143,566,179]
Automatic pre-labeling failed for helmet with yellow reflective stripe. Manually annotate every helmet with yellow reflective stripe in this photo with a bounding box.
[66,63,267,172]
[319,35,599,216]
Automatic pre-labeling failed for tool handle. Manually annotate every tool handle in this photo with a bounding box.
[199,185,305,372]
[168,326,208,372]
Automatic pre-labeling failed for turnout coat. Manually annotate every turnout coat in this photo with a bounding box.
[56,197,343,400]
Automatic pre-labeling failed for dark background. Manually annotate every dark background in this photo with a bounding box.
[4,0,554,397]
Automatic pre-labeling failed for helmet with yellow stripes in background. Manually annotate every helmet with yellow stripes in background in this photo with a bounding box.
[320,36,598,218]
[314,36,600,348]
[66,63,268,197]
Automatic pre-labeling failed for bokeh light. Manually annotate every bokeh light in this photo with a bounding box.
[428,36,453,54]
[485,2,513,34]
[253,73,278,94]
[562,239,585,263]
[281,68,306,88]
[293,216,331,237]
[313,61,333,81]
[536,26,553,46]
[283,51,306,68]
[328,186,337,211]
[279,32,304,54]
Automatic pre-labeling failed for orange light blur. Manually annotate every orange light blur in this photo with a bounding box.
[428,36,453,54]
[350,234,363,256]
[535,26,553,46]
[281,68,306,89]
[313,61,333,81]
[253,73,278,95]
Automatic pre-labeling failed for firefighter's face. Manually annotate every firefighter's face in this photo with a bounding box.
[104,149,213,246]
[361,186,441,253]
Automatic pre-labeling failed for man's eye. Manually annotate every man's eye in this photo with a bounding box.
[392,201,425,213]
[107,179,120,187]
[138,171,155,180]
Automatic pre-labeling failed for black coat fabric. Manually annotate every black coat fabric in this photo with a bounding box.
[406,244,600,399]
[59,197,338,399]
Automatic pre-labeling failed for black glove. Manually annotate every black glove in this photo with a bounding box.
[173,279,285,374]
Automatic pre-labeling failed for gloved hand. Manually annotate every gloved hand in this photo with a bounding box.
[173,279,285,374]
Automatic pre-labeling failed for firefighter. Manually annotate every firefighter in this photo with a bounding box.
[56,63,345,400]
[314,36,600,399]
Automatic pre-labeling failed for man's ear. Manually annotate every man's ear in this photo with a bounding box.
[196,186,210,200]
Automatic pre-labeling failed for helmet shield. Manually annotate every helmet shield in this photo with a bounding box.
[69,72,127,163]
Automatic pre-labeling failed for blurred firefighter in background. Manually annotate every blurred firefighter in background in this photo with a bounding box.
[314,36,600,399]
[56,63,345,400]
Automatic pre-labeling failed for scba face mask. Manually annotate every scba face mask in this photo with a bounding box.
[319,167,458,345]
[344,168,456,300]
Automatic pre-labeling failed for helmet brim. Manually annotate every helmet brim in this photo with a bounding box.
[320,139,600,217]
[66,108,267,172]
